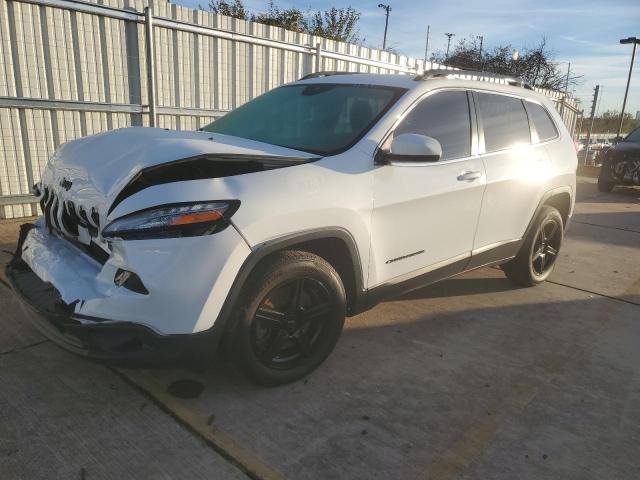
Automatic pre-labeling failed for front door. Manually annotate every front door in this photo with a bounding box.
[369,89,486,289]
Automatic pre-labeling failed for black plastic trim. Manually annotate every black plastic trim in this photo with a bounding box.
[209,227,367,353]
[367,258,467,308]
[382,153,440,163]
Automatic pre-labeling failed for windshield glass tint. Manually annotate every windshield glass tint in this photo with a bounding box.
[625,128,640,142]
[202,84,405,155]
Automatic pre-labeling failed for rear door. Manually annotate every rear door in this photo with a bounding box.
[472,92,553,254]
[369,89,486,288]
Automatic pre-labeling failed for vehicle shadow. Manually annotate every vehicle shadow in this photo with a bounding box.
[396,273,515,301]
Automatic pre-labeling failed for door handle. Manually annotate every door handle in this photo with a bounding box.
[457,170,482,182]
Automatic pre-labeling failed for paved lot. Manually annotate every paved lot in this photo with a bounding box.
[1,177,639,479]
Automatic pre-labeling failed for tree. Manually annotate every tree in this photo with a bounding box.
[580,110,639,135]
[201,0,364,43]
[250,1,306,32]
[306,7,361,43]
[431,37,581,91]
[202,0,249,20]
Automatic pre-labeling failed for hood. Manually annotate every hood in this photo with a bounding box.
[43,127,315,204]
[38,127,316,247]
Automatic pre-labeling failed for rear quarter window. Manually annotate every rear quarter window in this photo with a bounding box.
[476,92,531,153]
[525,101,559,142]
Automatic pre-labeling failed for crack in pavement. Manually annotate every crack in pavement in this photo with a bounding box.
[573,220,640,235]
[0,339,49,357]
[547,280,640,307]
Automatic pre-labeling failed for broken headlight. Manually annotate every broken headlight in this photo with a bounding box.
[102,201,239,240]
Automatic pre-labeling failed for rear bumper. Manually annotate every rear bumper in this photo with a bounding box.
[6,237,219,365]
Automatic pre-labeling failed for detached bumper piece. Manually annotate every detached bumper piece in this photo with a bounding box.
[6,256,211,366]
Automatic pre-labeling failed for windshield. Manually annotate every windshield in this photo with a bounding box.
[624,128,640,143]
[202,84,406,155]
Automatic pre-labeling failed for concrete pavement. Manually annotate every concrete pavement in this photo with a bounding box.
[1,177,639,479]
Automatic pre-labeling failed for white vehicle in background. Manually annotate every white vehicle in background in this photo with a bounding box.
[8,70,577,385]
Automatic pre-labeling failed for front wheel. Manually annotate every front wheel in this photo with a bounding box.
[597,175,615,193]
[503,206,563,287]
[229,250,346,386]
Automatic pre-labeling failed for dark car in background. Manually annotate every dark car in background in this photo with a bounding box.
[598,127,640,192]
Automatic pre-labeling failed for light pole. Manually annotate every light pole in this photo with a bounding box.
[564,62,571,95]
[617,37,639,137]
[378,4,391,50]
[423,25,430,65]
[512,49,519,77]
[477,35,484,70]
[445,33,455,59]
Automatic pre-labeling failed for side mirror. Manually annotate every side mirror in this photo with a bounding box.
[382,133,442,164]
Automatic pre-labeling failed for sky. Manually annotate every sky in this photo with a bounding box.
[177,0,640,116]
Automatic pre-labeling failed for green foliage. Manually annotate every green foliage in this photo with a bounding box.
[251,1,306,32]
[306,7,361,43]
[202,0,249,20]
[580,110,640,135]
[201,0,362,43]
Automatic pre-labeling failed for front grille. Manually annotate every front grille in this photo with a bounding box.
[40,184,109,264]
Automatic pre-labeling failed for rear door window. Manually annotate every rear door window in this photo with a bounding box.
[525,101,558,142]
[394,90,472,160]
[476,92,531,152]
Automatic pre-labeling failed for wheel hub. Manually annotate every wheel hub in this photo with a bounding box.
[251,278,333,368]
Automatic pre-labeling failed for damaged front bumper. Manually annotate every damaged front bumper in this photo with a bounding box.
[7,253,215,365]
[5,219,250,364]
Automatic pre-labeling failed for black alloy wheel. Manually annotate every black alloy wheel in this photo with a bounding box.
[530,216,561,277]
[503,205,564,287]
[230,250,346,386]
[251,277,333,369]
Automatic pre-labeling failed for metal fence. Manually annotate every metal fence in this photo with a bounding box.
[0,0,579,218]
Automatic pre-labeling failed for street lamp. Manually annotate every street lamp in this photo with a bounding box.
[445,33,455,59]
[617,37,639,137]
[378,4,391,50]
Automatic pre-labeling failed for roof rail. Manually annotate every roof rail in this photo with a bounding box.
[299,71,366,80]
[415,69,533,90]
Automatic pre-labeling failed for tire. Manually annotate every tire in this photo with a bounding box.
[597,175,615,193]
[228,250,346,386]
[503,206,563,287]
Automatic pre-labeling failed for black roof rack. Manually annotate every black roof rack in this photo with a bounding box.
[415,69,533,90]
[299,71,366,80]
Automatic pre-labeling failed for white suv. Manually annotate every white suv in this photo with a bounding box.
[8,70,577,385]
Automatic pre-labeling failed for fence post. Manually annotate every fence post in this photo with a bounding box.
[315,42,322,73]
[144,6,157,127]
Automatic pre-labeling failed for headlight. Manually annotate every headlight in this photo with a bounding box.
[102,201,239,240]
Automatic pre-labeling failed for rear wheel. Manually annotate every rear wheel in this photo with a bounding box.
[229,250,346,386]
[503,206,563,287]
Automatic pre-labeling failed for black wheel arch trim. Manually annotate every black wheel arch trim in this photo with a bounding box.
[211,227,367,352]
[523,186,573,239]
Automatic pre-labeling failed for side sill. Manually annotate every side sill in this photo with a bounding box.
[364,240,521,311]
